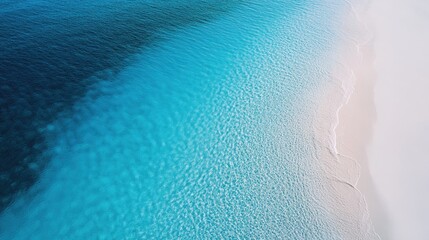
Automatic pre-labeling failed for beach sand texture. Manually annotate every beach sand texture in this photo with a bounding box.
[368,0,429,239]
[312,1,382,238]
[318,0,429,238]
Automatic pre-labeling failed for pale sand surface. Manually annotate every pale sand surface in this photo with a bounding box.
[334,38,390,239]
[368,0,429,239]
[311,2,382,238]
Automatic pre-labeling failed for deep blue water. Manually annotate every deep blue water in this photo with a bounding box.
[1,0,364,239]
[0,0,239,209]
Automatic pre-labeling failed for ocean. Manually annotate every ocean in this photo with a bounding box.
[0,0,371,239]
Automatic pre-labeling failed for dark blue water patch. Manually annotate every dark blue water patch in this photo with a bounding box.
[0,0,240,211]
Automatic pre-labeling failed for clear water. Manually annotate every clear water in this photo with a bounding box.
[0,0,368,239]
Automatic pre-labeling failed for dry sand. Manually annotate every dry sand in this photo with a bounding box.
[334,35,390,239]
[329,0,429,239]
[367,0,429,239]
[313,0,429,238]
[312,1,385,238]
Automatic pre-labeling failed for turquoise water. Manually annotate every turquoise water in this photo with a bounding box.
[0,1,363,239]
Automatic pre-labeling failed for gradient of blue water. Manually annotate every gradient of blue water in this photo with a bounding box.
[1,1,352,239]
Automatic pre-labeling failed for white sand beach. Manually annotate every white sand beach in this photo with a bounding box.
[317,0,429,238]
[312,1,382,238]
[367,0,429,239]
[332,0,429,239]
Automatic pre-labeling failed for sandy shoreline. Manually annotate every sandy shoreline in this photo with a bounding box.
[366,0,429,239]
[333,32,389,239]
[329,0,429,239]
[313,1,385,238]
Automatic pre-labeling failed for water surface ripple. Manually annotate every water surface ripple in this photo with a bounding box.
[1,0,358,239]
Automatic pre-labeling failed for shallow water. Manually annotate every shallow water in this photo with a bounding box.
[1,0,365,239]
